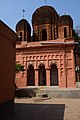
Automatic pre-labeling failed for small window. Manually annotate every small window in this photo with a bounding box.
[18,32,22,41]
[42,29,47,40]
[64,27,67,38]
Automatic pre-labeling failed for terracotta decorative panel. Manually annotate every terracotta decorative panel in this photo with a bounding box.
[60,64,63,68]
[48,55,51,59]
[22,61,25,65]
[55,55,59,58]
[52,55,54,58]
[67,68,72,76]
[16,54,20,60]
[40,56,43,59]
[67,59,72,67]
[60,59,63,64]
[29,56,32,60]
[33,56,36,60]
[36,56,39,60]
[23,57,25,60]
[44,55,47,59]
[60,55,63,58]
[66,52,71,58]
[26,56,29,60]
[60,71,63,76]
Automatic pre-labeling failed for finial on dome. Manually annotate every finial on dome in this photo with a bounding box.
[41,0,46,4]
[22,9,25,19]
[45,0,46,4]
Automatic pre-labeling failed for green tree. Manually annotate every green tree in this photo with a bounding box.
[73,29,80,42]
[15,64,25,73]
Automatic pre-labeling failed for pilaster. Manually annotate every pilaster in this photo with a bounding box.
[35,69,38,86]
[46,68,50,86]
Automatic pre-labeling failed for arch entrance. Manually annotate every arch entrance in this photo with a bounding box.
[38,64,46,86]
[42,29,47,40]
[50,64,58,86]
[64,27,67,38]
[27,65,35,86]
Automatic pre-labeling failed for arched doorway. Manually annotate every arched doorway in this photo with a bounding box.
[38,64,46,86]
[50,64,58,86]
[64,27,67,38]
[42,29,47,40]
[27,65,35,86]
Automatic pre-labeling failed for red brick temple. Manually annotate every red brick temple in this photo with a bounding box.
[15,5,80,88]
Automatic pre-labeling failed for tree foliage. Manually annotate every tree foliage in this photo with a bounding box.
[15,64,25,73]
[73,29,80,43]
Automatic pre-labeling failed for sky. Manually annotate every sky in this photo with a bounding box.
[0,0,80,32]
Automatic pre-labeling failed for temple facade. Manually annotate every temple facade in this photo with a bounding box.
[15,5,79,88]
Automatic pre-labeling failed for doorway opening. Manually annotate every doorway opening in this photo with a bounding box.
[27,65,35,86]
[42,29,47,40]
[38,64,46,86]
[50,64,58,86]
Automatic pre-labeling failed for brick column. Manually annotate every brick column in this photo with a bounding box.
[26,69,28,86]
[46,68,50,86]
[71,50,76,87]
[35,69,38,86]
[63,52,67,88]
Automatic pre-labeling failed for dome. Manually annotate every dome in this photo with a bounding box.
[32,5,59,25]
[16,19,31,31]
[58,15,73,27]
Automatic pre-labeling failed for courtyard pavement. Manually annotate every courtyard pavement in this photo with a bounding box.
[8,98,80,120]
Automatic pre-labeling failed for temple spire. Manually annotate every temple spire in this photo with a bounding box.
[45,0,46,4]
[22,9,25,19]
[41,0,47,4]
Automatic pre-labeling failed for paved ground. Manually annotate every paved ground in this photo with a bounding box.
[8,98,80,120]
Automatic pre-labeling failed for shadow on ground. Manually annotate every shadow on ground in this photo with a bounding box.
[8,103,65,120]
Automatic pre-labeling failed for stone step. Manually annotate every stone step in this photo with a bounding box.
[15,87,80,99]
[36,89,80,99]
[36,93,48,98]
[33,93,51,102]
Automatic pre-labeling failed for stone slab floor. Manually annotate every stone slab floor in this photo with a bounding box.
[8,98,80,120]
